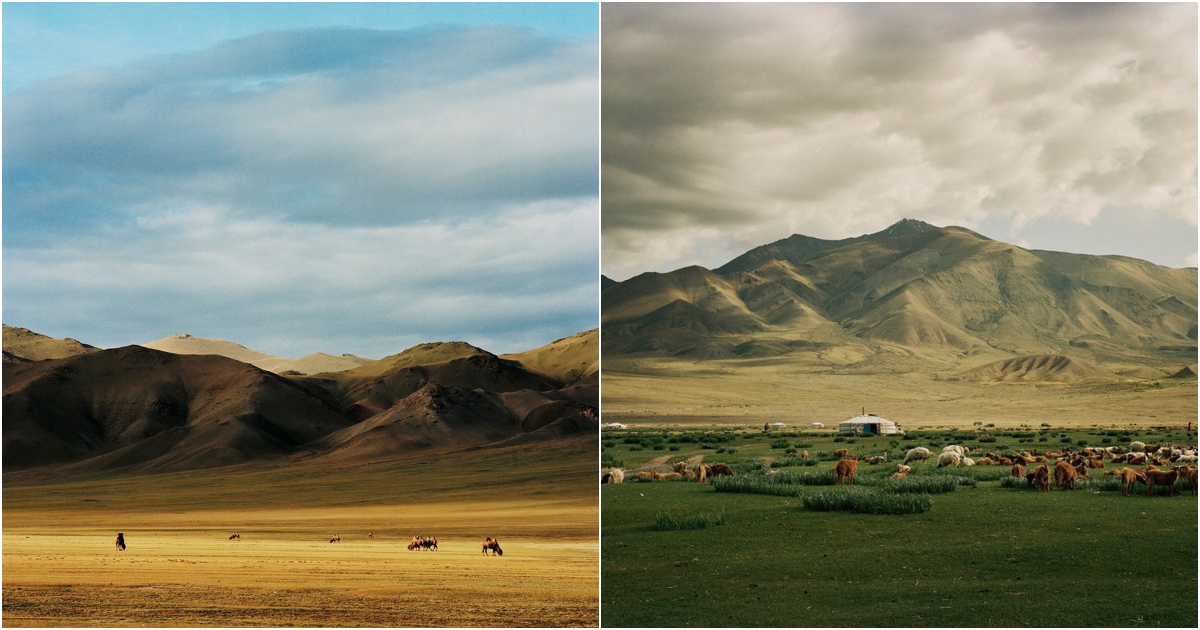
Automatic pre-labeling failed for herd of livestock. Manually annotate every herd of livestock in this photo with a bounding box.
[113,532,506,554]
[602,440,1199,497]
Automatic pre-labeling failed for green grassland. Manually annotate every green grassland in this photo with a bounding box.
[601,429,1197,627]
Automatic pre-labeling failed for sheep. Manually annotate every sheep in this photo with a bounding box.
[658,472,683,481]
[904,447,932,464]
[942,445,969,457]
[1177,454,1199,464]
[896,464,912,475]
[683,469,697,481]
[832,448,851,459]
[801,450,810,460]
[975,457,994,466]
[1144,468,1182,496]
[609,469,625,484]
[936,451,962,468]
[833,459,857,485]
[1109,467,1139,496]
[890,470,909,480]
[962,457,976,466]
[1053,460,1078,490]
[673,462,688,474]
[636,471,655,481]
[998,456,1013,466]
[1088,458,1104,469]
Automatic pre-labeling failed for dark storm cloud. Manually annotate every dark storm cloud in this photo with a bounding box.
[602,3,1197,277]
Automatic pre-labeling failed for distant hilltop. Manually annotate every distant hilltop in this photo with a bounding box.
[602,219,1197,375]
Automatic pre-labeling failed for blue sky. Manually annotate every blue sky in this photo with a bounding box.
[3,3,599,358]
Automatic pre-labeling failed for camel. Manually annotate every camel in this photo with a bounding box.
[482,537,503,556]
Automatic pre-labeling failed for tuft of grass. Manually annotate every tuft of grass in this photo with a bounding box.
[999,476,1029,489]
[801,487,931,515]
[711,476,802,497]
[877,475,957,494]
[653,510,725,531]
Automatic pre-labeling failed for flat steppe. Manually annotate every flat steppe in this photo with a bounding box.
[3,438,598,627]
[603,355,1196,429]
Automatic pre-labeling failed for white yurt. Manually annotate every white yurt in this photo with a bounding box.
[838,414,903,436]
[810,422,825,429]
[771,422,786,430]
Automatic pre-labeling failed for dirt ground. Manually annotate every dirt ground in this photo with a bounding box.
[3,441,599,627]
[3,503,596,627]
[602,356,1197,429]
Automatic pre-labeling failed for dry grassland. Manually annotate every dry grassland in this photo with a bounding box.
[603,356,1196,429]
[3,442,598,627]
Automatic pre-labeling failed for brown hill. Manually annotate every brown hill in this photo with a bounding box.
[273,352,372,375]
[1168,364,1199,379]
[602,220,1197,369]
[4,332,598,473]
[2,325,99,361]
[500,328,598,383]
[141,334,284,371]
[954,354,1116,383]
[2,346,352,472]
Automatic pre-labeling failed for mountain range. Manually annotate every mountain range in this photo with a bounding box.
[2,328,598,473]
[602,220,1196,377]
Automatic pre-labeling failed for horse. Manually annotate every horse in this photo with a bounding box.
[115,532,126,552]
[482,537,503,556]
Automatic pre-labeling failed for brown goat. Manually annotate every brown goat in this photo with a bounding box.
[707,463,735,477]
[833,459,857,485]
[1011,464,1026,479]
[1029,464,1051,491]
[832,448,851,459]
[1145,468,1181,497]
[1054,460,1079,490]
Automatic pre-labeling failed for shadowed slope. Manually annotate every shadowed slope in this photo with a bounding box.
[2,346,352,472]
[501,328,598,382]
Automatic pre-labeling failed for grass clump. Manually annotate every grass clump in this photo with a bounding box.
[653,510,725,531]
[801,487,931,515]
[999,476,1029,489]
[710,476,802,497]
[877,475,957,494]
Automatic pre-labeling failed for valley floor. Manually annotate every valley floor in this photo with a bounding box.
[2,440,599,627]
[603,357,1197,429]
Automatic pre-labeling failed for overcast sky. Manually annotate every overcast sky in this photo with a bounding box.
[3,3,599,359]
[602,3,1197,280]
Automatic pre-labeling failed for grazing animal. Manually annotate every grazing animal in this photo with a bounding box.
[601,472,614,484]
[368,532,374,539]
[683,469,697,480]
[697,464,709,483]
[833,459,857,485]
[673,462,688,474]
[1054,460,1079,490]
[1179,465,1198,494]
[975,457,994,466]
[1030,464,1051,491]
[890,470,909,480]
[832,448,850,459]
[1111,468,1139,496]
[1130,441,1147,453]
[904,447,931,464]
[936,451,961,468]
[115,533,126,552]
[962,457,976,466]
[997,456,1013,466]
[482,537,503,556]
[330,534,341,543]
[609,469,625,484]
[1011,464,1026,479]
[801,450,810,460]
[658,472,683,481]
[409,535,437,550]
[896,464,912,475]
[636,471,655,481]
[1144,468,1182,497]
[708,464,735,478]
[228,532,240,541]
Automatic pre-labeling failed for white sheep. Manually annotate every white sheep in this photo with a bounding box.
[942,445,970,457]
[1130,441,1146,452]
[962,457,976,466]
[936,451,962,468]
[609,468,624,484]
[904,447,932,464]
